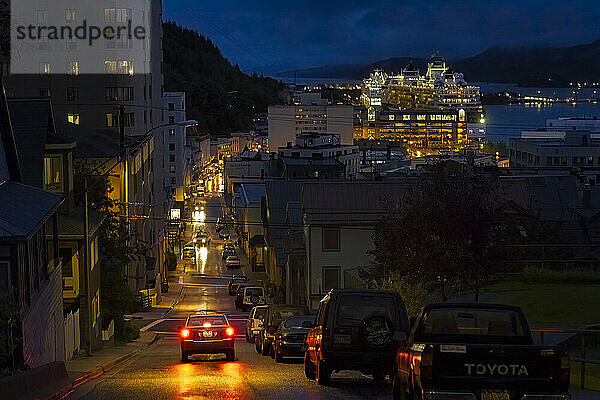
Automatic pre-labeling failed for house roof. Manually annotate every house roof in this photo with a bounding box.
[240,183,266,205]
[7,98,56,187]
[0,180,63,239]
[302,182,412,224]
[62,124,121,158]
[51,206,105,239]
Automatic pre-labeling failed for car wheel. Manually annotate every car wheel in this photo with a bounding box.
[255,338,262,353]
[260,338,270,356]
[274,344,283,363]
[304,352,316,380]
[392,374,408,400]
[181,350,189,363]
[225,348,235,361]
[316,358,331,385]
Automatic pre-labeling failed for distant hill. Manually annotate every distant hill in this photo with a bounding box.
[163,22,285,135]
[285,40,600,87]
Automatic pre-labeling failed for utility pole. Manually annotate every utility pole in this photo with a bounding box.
[82,176,92,356]
[119,104,125,151]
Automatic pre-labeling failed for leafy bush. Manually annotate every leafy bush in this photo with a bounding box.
[166,251,177,271]
[377,271,433,317]
[118,321,140,343]
[521,266,600,284]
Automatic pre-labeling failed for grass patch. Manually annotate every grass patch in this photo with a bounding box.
[521,267,600,285]
[483,281,600,328]
[570,361,600,391]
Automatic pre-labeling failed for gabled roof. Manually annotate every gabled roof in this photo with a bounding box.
[303,182,413,225]
[0,180,63,239]
[7,98,56,187]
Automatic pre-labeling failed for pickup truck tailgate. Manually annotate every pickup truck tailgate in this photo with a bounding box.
[432,344,564,393]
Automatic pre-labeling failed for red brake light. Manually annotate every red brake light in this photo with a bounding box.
[225,327,234,336]
[181,329,190,338]
[203,322,212,328]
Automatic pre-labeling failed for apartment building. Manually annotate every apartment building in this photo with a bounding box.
[163,92,187,199]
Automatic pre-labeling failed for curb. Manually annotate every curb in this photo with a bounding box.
[163,284,185,318]
[53,332,158,399]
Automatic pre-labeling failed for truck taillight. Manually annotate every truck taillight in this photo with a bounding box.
[421,350,433,381]
[560,355,570,388]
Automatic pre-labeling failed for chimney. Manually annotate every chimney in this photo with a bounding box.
[583,184,592,209]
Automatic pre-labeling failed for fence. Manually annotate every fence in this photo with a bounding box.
[63,309,80,361]
[138,288,157,311]
[532,328,600,390]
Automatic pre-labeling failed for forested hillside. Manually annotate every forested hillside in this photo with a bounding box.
[163,22,285,134]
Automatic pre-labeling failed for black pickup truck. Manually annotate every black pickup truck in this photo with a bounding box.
[393,303,571,400]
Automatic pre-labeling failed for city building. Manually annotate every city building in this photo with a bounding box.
[0,93,65,368]
[268,92,354,151]
[163,92,187,199]
[302,182,410,310]
[509,130,600,168]
[278,133,360,179]
[233,184,267,273]
[223,148,275,195]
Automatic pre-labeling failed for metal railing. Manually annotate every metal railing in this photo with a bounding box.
[532,328,600,390]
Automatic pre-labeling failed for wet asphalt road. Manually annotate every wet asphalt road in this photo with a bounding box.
[68,195,392,400]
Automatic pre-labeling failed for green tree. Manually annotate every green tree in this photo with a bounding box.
[371,166,515,302]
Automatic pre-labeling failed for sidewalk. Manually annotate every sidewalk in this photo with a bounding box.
[65,330,157,389]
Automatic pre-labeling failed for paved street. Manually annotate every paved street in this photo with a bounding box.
[66,195,392,399]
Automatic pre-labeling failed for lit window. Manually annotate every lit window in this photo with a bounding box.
[43,155,63,192]
[105,60,133,75]
[169,165,176,173]
[39,88,51,98]
[65,9,76,23]
[40,62,51,74]
[67,113,80,125]
[67,61,79,75]
[67,87,80,102]
[169,128,176,135]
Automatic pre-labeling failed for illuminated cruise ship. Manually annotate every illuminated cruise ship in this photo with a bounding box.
[357,54,486,156]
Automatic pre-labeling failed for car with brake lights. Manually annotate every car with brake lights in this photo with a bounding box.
[179,312,236,362]
[194,230,210,246]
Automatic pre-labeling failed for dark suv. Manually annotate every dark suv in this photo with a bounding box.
[304,289,409,385]
[255,304,310,356]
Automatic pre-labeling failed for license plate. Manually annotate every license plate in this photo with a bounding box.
[202,331,215,338]
[334,334,351,344]
[482,392,510,400]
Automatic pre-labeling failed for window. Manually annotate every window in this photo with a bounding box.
[39,88,51,98]
[0,261,9,290]
[169,154,175,162]
[169,116,175,124]
[169,103,175,111]
[106,112,134,128]
[169,128,176,135]
[322,266,340,292]
[170,177,176,184]
[105,87,134,101]
[169,165,176,173]
[104,8,131,23]
[67,113,80,125]
[322,227,340,251]
[37,9,48,23]
[169,143,175,151]
[67,61,79,75]
[65,9,76,23]
[44,155,64,192]
[67,87,80,102]
[40,62,51,74]
[105,60,133,75]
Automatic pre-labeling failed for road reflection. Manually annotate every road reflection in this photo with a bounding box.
[199,246,208,274]
[173,360,248,399]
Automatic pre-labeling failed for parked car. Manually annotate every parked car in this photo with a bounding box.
[235,286,266,312]
[392,303,571,400]
[272,315,314,362]
[223,242,235,251]
[222,248,236,260]
[246,305,268,343]
[225,255,241,269]
[257,304,310,356]
[179,312,236,362]
[234,285,249,309]
[304,289,409,385]
[215,218,225,232]
[228,275,248,296]
[219,229,231,240]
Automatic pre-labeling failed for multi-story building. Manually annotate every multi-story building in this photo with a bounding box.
[163,92,187,199]
[509,131,600,168]
[268,92,354,151]
[278,133,360,179]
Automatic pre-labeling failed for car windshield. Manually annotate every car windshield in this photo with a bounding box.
[270,308,309,326]
[246,288,263,296]
[188,315,227,326]
[284,316,314,329]
[337,294,397,327]
[420,308,527,338]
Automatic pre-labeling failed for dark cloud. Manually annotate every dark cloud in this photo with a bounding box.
[164,0,600,73]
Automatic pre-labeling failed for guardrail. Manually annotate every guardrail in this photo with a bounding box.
[532,328,600,390]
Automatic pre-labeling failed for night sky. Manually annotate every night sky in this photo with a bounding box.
[164,0,600,74]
